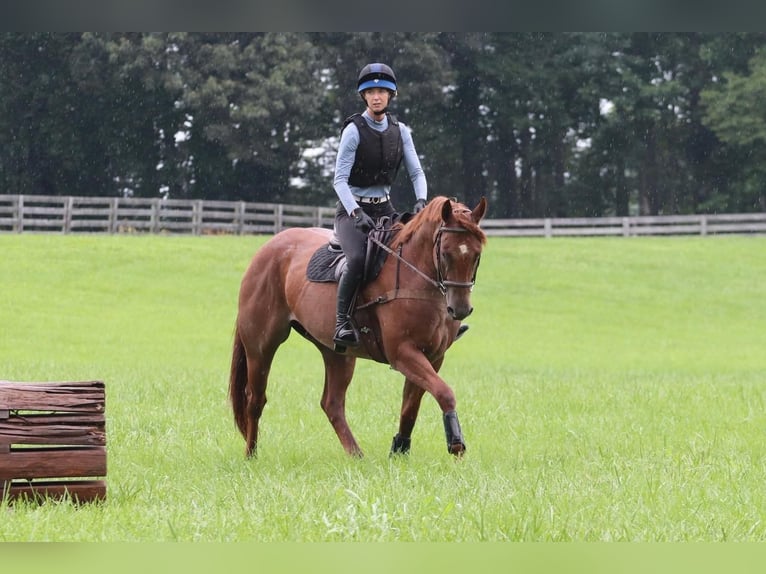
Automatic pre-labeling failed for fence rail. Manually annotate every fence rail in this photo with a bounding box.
[1,194,765,237]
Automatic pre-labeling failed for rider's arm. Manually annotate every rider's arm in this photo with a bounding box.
[333,124,362,215]
[400,123,427,202]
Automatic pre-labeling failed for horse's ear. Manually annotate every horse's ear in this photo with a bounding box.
[472,196,488,223]
[441,197,453,223]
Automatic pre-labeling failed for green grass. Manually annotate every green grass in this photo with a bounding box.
[1,233,765,541]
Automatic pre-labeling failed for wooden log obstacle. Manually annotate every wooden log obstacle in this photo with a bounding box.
[0,380,106,503]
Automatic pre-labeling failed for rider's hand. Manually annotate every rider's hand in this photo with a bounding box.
[353,209,375,233]
[413,198,427,214]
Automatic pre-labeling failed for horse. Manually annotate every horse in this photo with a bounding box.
[228,195,488,458]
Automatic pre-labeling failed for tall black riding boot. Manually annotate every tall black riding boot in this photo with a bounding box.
[333,270,360,349]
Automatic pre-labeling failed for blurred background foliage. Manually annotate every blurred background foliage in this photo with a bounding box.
[1,32,765,217]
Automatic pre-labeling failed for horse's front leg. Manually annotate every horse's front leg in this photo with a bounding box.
[390,346,466,457]
[442,410,466,455]
[390,378,426,456]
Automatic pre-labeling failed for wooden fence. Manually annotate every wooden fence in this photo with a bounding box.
[0,194,336,235]
[1,194,765,237]
[481,212,766,237]
[1,380,107,503]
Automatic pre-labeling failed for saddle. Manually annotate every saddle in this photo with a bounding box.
[306,213,410,285]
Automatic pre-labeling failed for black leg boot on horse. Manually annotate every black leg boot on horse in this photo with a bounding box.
[443,410,466,456]
[333,269,361,352]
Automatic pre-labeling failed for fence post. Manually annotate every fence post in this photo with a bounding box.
[275,204,284,234]
[151,198,160,233]
[193,200,203,235]
[64,196,74,234]
[109,197,118,234]
[237,201,245,235]
[622,217,630,237]
[544,218,552,238]
[16,195,24,233]
[700,215,708,236]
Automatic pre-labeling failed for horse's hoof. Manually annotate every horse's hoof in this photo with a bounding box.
[390,433,411,456]
[448,442,466,456]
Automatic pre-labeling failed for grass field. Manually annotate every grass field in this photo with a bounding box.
[1,232,765,542]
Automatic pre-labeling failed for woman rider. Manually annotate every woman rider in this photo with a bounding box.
[331,62,428,349]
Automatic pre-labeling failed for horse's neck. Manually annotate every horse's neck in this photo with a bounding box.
[399,224,437,272]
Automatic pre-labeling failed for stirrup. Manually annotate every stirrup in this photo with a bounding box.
[333,318,359,348]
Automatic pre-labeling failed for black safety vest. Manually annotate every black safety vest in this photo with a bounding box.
[342,113,404,187]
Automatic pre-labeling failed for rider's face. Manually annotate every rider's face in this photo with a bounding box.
[362,88,391,115]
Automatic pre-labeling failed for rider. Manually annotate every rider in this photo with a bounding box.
[332,62,427,348]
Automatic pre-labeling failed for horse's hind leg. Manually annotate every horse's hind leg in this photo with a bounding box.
[243,355,269,457]
[390,379,425,455]
[317,345,363,457]
[242,327,290,458]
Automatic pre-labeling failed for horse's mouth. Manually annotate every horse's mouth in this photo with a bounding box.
[447,305,473,321]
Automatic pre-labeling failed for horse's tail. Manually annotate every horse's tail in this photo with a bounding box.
[229,325,248,438]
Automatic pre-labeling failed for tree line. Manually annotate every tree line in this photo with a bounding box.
[1,32,765,218]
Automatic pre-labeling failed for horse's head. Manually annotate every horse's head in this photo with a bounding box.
[390,196,488,321]
[434,196,488,321]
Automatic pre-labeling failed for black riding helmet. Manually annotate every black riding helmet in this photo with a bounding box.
[357,63,397,100]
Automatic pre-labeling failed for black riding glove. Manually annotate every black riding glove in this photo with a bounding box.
[353,209,375,233]
[413,198,427,214]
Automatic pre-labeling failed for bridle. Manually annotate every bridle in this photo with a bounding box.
[369,224,479,296]
[432,225,480,294]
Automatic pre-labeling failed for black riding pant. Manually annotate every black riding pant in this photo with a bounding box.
[334,200,396,282]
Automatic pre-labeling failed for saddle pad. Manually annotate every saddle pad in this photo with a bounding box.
[306,215,407,284]
[307,244,345,282]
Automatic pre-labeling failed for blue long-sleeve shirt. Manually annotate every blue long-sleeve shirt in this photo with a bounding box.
[333,110,427,215]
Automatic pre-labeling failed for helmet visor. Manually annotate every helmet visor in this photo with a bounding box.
[358,78,397,92]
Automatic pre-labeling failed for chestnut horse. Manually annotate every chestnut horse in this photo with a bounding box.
[229,196,487,458]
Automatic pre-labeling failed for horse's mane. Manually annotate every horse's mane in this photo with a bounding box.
[390,196,487,250]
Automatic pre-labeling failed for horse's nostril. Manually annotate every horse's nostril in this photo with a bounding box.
[447,306,456,318]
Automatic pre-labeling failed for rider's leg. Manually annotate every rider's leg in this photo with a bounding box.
[333,202,367,349]
[334,267,362,347]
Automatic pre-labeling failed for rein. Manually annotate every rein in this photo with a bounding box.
[369,234,441,291]
[357,224,477,310]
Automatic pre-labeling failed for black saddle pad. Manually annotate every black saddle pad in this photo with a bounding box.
[306,213,413,284]
[307,243,345,282]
